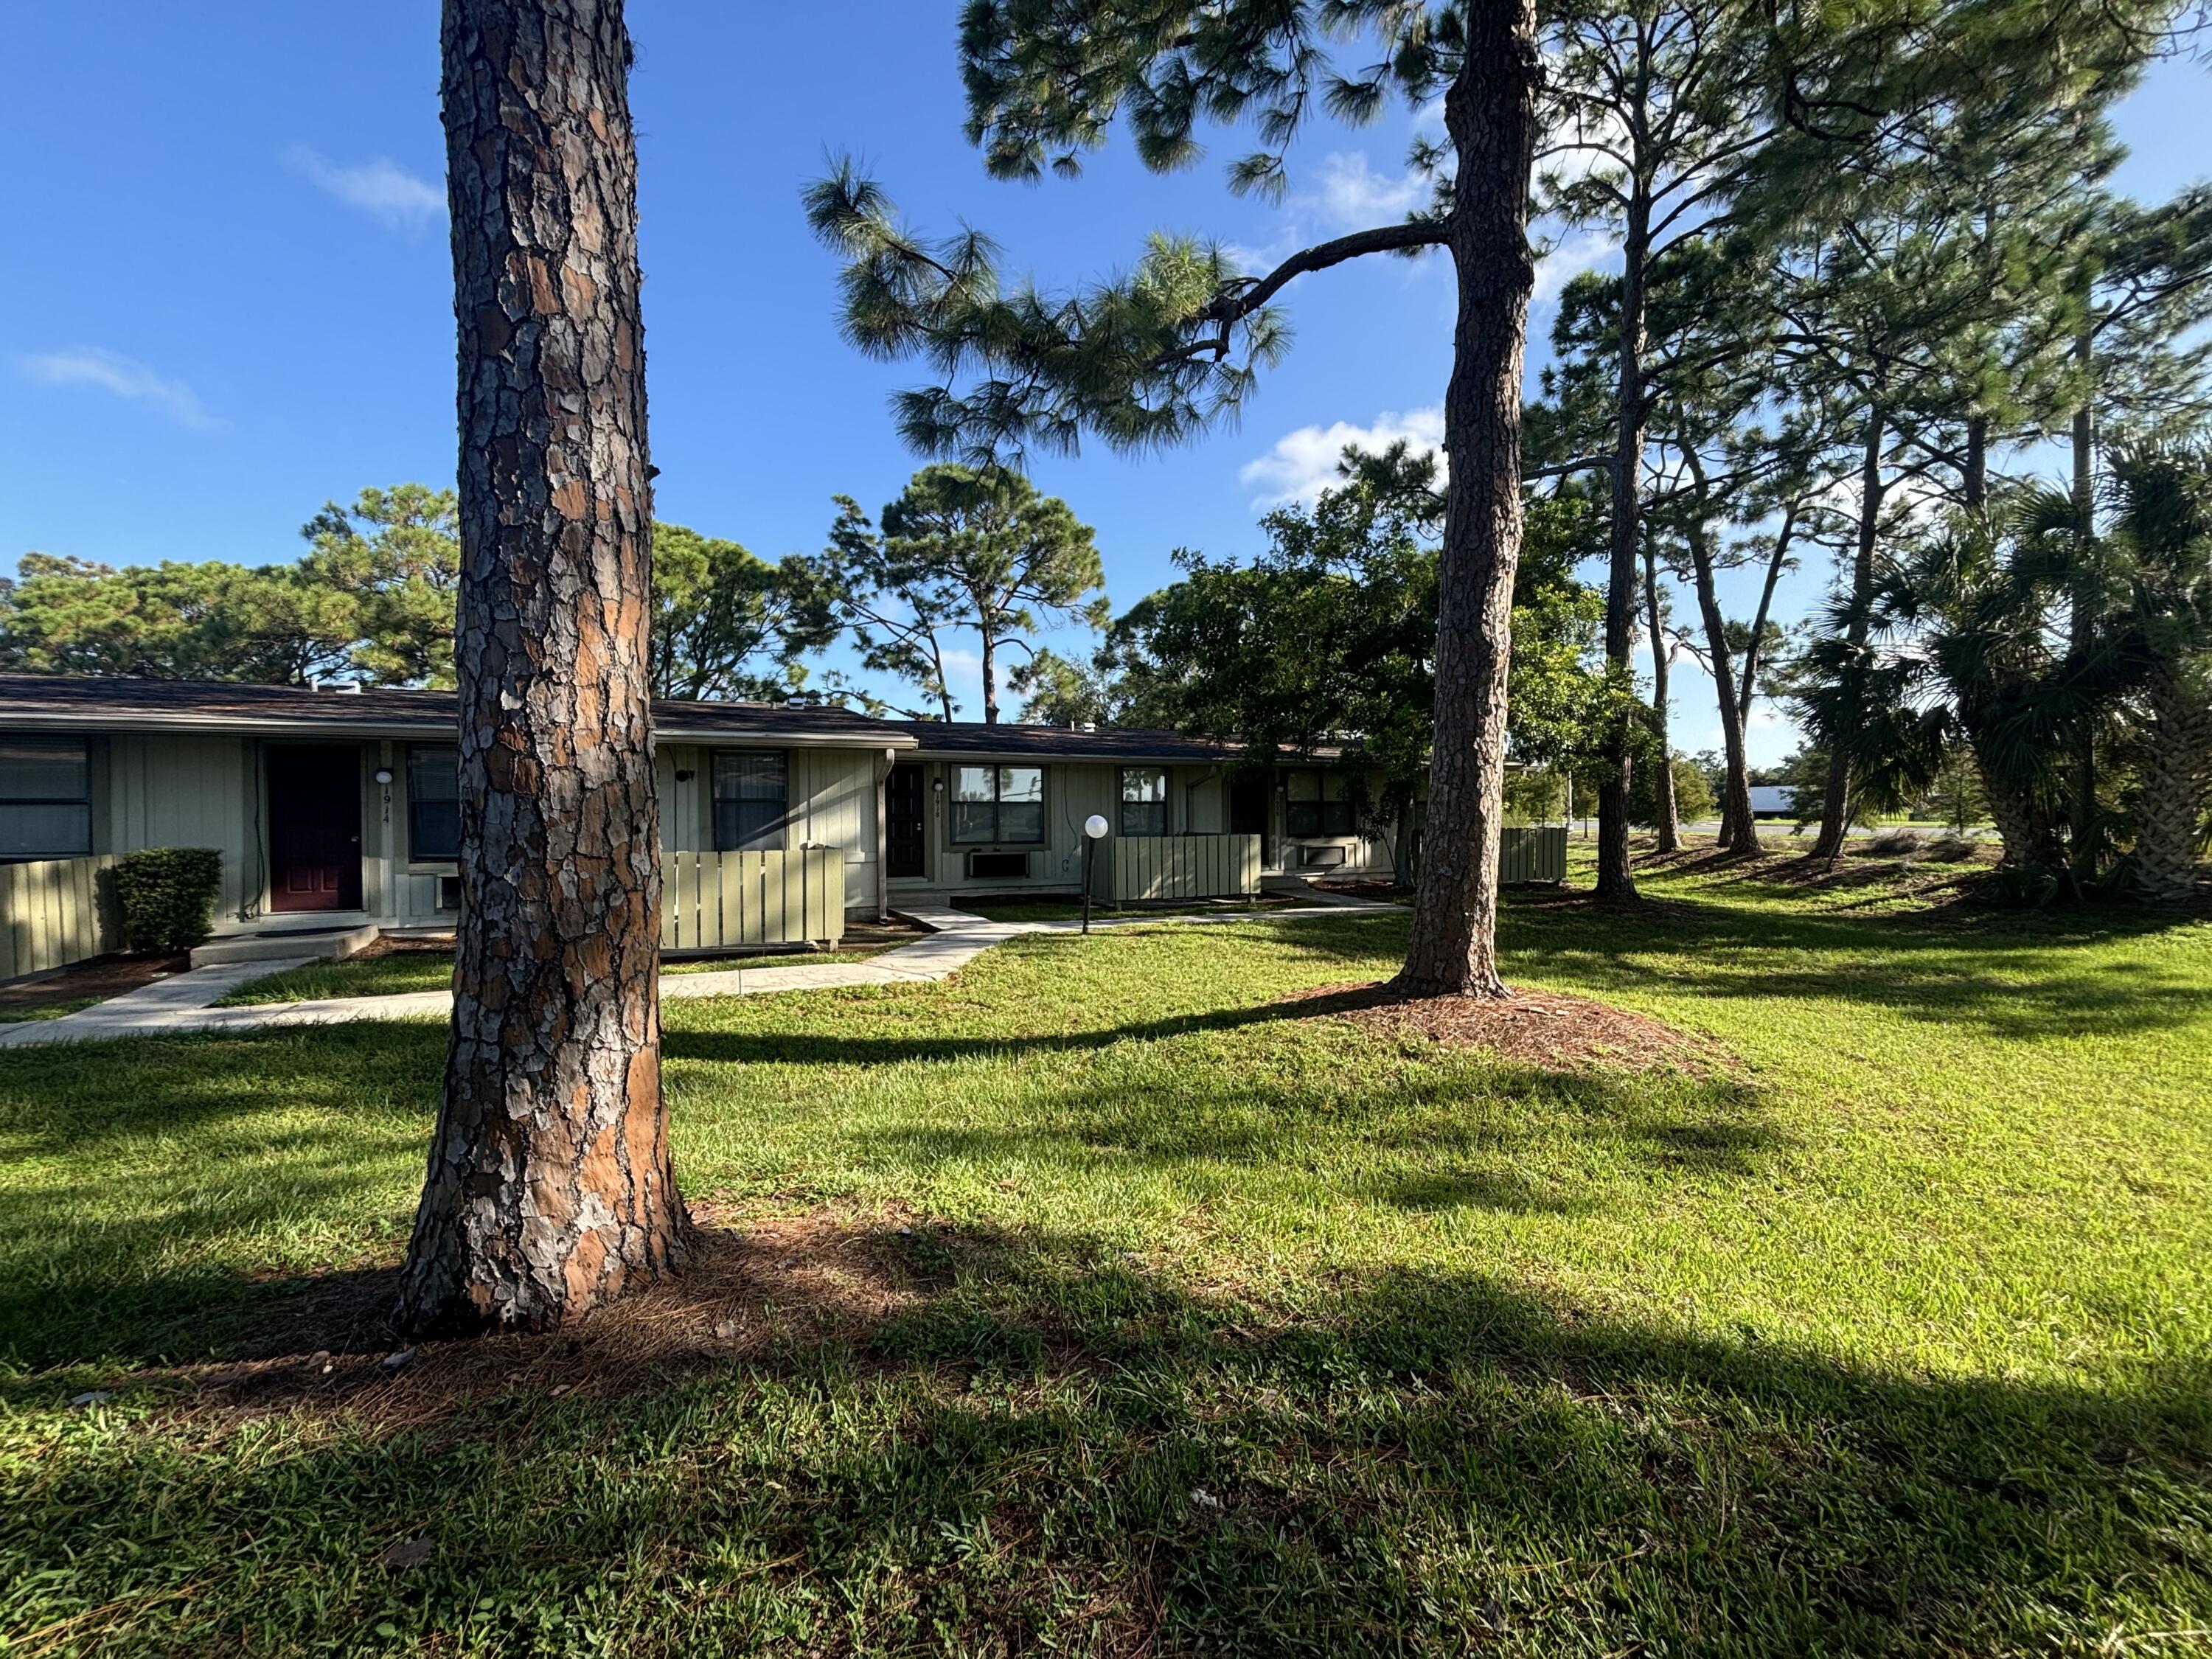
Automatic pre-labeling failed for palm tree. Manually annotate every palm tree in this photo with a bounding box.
[2101,445,2212,902]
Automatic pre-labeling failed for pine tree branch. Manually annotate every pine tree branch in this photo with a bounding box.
[1206,220,1449,324]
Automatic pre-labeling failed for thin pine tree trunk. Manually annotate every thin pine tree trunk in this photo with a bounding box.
[1739,506,1795,728]
[401,0,689,1336]
[2067,338,2100,883]
[1596,189,1652,901]
[1813,406,1885,863]
[1688,517,1759,856]
[1397,0,1539,1000]
[1643,546,1679,853]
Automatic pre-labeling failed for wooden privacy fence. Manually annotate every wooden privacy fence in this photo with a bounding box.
[661,847,845,952]
[1499,826,1568,884]
[1,854,121,982]
[1095,834,1263,902]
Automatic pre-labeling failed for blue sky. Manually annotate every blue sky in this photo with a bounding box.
[4,5,2204,764]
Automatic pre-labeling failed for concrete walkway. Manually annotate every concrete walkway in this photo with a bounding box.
[0,902,1393,1046]
[0,958,314,1048]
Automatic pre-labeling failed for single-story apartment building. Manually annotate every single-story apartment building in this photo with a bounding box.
[0,675,1402,947]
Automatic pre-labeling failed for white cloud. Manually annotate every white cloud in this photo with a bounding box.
[286,146,444,232]
[18,348,223,431]
[1533,226,1619,305]
[1222,149,1435,278]
[1310,150,1425,228]
[1240,406,1446,508]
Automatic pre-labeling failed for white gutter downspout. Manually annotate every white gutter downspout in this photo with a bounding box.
[876,747,893,922]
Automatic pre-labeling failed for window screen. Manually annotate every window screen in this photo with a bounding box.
[0,740,92,859]
[713,750,787,852]
[1119,768,1168,837]
[406,745,461,863]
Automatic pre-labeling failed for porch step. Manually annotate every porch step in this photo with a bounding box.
[189,922,381,968]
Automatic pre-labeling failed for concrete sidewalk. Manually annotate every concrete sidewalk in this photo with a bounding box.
[0,902,1394,1046]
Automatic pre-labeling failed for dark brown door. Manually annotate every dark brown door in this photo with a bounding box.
[1229,773,1273,867]
[886,762,926,879]
[268,745,364,912]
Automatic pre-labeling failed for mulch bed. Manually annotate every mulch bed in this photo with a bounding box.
[1282,981,1725,1074]
[0,951,190,1017]
[110,1210,936,1434]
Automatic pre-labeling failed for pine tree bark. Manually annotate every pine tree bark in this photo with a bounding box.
[1812,406,1886,863]
[2067,333,2101,883]
[1397,0,1540,1000]
[1688,515,1759,855]
[400,0,688,1336]
[1643,546,1680,854]
[1596,187,1652,900]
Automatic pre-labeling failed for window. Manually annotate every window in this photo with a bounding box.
[713,750,787,852]
[0,740,91,860]
[1284,769,1355,837]
[950,765,1044,844]
[1119,768,1168,837]
[406,745,460,863]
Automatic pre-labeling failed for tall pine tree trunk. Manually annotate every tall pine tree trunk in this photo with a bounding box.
[1397,0,1539,1000]
[1596,189,1652,900]
[1643,546,1679,853]
[1812,406,1886,863]
[1688,515,1759,856]
[2067,327,2101,883]
[1738,506,1795,730]
[401,0,689,1336]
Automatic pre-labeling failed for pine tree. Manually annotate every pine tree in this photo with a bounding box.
[400,0,689,1335]
[807,1,1545,996]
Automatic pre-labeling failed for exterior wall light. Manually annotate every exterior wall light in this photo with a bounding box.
[373,768,395,786]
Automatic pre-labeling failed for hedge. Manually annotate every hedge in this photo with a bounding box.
[112,847,225,953]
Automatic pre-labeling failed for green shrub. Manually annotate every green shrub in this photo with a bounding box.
[112,846,225,953]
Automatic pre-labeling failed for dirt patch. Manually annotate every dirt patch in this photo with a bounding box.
[125,1208,936,1433]
[346,934,456,961]
[1283,981,1724,1074]
[0,951,190,1017]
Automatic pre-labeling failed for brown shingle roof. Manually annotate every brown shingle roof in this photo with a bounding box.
[0,674,914,747]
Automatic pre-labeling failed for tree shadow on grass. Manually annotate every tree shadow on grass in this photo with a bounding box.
[6,1216,2207,1656]
[1,1048,1785,1374]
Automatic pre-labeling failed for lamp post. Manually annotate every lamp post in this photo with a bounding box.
[1081,813,1110,933]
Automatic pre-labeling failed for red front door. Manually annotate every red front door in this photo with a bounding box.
[268,745,364,912]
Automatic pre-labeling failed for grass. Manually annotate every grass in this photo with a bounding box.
[0,997,99,1026]
[1,849,2208,1654]
[214,943,908,1006]
[963,897,1292,923]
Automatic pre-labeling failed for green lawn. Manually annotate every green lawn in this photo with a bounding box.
[0,997,99,1026]
[964,897,1293,923]
[2,853,2208,1655]
[215,944,905,1006]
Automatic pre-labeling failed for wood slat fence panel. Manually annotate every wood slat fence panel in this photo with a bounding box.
[1100,835,1262,902]
[661,848,844,953]
[0,854,120,982]
[1498,827,1568,884]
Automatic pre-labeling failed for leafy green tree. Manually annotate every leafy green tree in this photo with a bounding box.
[299,484,462,686]
[808,1,1548,995]
[648,523,835,703]
[1108,452,1608,870]
[817,465,1105,723]
[0,553,358,685]
[1009,647,1117,727]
